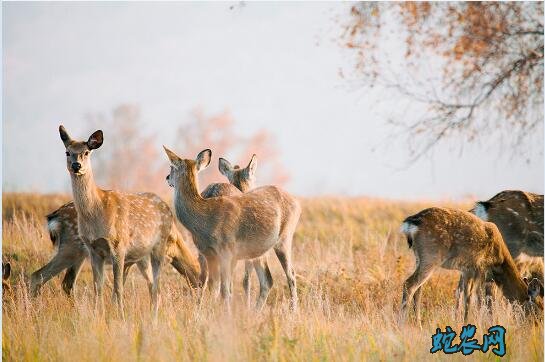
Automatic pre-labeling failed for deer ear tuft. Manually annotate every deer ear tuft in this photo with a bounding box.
[87,130,104,150]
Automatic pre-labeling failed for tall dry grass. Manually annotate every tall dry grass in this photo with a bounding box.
[2,193,543,361]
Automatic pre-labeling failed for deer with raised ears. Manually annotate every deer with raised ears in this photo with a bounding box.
[59,125,175,319]
[163,147,301,312]
[199,155,273,309]
[400,207,534,326]
[30,201,201,297]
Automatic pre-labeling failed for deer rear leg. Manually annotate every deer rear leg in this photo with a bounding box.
[401,263,436,326]
[254,257,273,312]
[30,252,75,297]
[274,240,298,311]
[150,254,165,321]
[463,276,476,322]
[455,274,466,315]
[61,254,86,296]
[243,260,252,308]
[136,258,154,298]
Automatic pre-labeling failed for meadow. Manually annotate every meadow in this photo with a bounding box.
[2,192,543,361]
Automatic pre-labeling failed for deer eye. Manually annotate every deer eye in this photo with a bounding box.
[84,151,90,156]
[65,151,70,156]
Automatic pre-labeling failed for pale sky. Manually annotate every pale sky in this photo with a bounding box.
[3,2,543,199]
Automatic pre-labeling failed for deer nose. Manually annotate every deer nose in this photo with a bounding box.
[71,162,81,172]
[166,174,170,181]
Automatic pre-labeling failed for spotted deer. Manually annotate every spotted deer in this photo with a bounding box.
[455,191,544,309]
[400,207,533,325]
[164,147,301,311]
[3,262,12,297]
[59,125,175,319]
[30,201,201,297]
[200,155,273,309]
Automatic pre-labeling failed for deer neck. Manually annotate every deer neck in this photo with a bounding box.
[173,169,209,235]
[495,260,528,303]
[70,169,103,217]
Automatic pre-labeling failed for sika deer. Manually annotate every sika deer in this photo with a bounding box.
[400,207,532,325]
[473,190,543,277]
[164,148,301,311]
[200,155,273,309]
[455,191,544,310]
[30,202,201,297]
[59,125,174,319]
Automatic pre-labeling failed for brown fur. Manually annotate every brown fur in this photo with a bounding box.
[457,190,545,310]
[30,202,201,296]
[59,125,175,319]
[164,148,301,311]
[3,262,12,297]
[401,207,532,325]
[200,155,273,310]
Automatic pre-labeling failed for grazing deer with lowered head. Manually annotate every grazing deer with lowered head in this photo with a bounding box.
[164,148,301,312]
[30,201,201,297]
[200,155,273,309]
[472,190,543,276]
[524,277,544,304]
[59,125,175,319]
[455,191,544,310]
[400,207,534,325]
[3,262,12,297]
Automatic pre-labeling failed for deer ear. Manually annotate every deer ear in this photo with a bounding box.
[87,130,103,150]
[163,146,181,165]
[59,125,72,147]
[3,263,11,280]
[218,158,233,177]
[196,149,212,172]
[245,154,257,177]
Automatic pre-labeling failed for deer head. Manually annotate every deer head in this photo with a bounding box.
[164,147,211,188]
[219,154,257,192]
[59,125,103,176]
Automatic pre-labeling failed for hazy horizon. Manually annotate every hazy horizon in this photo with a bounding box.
[3,2,543,199]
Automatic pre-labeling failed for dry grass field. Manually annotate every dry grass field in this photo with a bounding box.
[2,193,543,361]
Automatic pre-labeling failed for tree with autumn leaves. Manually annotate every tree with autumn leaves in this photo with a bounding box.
[340,2,543,161]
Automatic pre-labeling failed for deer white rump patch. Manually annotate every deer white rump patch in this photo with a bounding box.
[400,222,418,236]
[473,203,488,221]
[47,219,61,234]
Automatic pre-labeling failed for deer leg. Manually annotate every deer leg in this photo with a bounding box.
[243,260,252,308]
[463,276,476,322]
[30,252,75,297]
[412,286,423,328]
[61,254,86,296]
[254,257,273,312]
[206,254,221,299]
[136,258,154,298]
[219,254,234,314]
[150,254,164,321]
[455,274,465,314]
[274,239,298,311]
[122,262,135,286]
[111,251,126,320]
[401,263,435,325]
[90,251,105,316]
